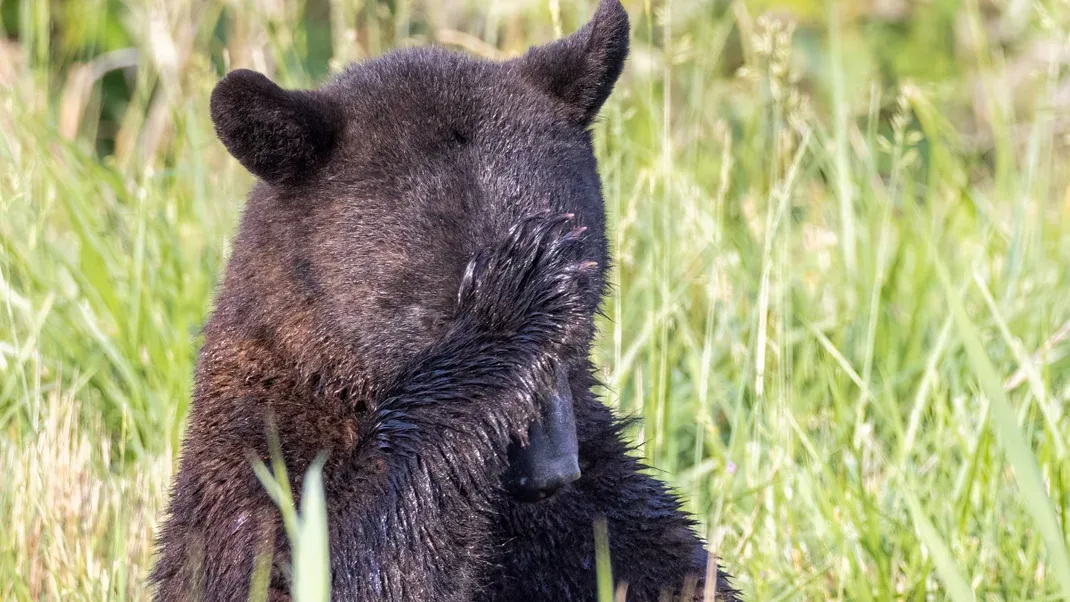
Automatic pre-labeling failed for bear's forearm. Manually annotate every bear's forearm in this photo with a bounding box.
[329,456,493,600]
[329,321,564,599]
[365,330,549,456]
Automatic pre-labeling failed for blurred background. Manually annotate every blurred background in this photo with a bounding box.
[2,0,1070,599]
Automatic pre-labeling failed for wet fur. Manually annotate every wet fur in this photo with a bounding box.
[150,1,740,600]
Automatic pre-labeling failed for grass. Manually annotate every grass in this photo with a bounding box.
[3,0,1070,599]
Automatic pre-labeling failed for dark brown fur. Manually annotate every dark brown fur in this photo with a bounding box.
[151,2,740,600]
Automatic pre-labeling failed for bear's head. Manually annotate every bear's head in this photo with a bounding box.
[208,0,628,398]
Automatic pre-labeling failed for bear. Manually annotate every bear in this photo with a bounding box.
[150,1,741,600]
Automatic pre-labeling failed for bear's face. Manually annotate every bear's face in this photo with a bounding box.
[210,1,628,385]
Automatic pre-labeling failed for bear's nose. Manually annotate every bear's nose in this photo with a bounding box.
[504,367,582,503]
[508,455,582,503]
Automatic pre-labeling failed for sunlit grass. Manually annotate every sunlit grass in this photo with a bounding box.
[2,0,1070,599]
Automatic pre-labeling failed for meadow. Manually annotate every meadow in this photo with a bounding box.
[2,0,1070,599]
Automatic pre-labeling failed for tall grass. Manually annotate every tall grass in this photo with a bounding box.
[2,0,1070,599]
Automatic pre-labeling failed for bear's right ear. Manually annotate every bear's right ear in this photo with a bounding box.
[210,69,339,186]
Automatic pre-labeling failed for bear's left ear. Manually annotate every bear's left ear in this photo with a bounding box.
[517,0,629,126]
[210,69,340,187]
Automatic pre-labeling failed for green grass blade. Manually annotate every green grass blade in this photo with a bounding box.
[293,455,331,602]
[594,515,613,602]
[904,490,976,602]
[933,251,1070,600]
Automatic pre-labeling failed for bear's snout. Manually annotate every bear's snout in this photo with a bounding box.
[503,366,581,502]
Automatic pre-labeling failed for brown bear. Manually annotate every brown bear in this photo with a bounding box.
[150,1,740,600]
